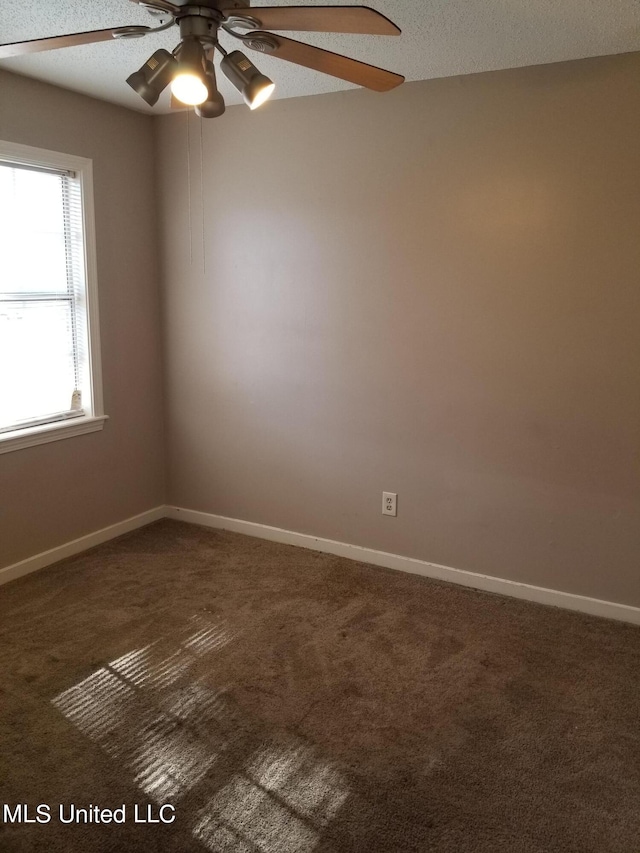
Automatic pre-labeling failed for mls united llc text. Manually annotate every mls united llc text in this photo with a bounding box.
[3,803,176,825]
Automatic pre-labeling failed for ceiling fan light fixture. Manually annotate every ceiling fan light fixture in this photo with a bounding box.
[126,48,177,107]
[246,77,275,111]
[195,60,226,118]
[220,50,275,110]
[170,38,208,106]
[2,7,404,115]
[171,72,208,105]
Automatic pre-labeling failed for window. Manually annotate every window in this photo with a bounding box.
[0,141,105,453]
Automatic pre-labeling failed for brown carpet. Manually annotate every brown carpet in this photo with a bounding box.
[0,519,639,853]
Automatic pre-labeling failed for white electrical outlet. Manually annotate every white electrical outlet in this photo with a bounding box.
[382,492,397,516]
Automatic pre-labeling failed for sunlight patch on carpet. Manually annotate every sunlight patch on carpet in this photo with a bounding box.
[52,614,235,802]
[193,740,349,852]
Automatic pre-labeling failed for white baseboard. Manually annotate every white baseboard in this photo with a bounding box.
[3,503,638,627]
[166,506,640,626]
[0,506,166,586]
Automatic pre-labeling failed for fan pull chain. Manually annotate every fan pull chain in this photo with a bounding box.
[186,109,193,265]
[200,116,206,275]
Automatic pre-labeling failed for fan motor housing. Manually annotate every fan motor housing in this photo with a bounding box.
[174,1,251,38]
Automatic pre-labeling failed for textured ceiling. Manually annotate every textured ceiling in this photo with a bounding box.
[0,0,639,113]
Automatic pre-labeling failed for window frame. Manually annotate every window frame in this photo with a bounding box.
[0,140,106,455]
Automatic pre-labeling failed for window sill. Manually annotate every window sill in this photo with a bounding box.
[0,415,108,455]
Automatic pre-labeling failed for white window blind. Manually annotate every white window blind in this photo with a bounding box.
[0,160,90,434]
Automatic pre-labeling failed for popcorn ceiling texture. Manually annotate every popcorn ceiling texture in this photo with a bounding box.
[0,0,639,112]
[0,519,639,852]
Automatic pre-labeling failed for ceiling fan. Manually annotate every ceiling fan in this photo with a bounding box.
[0,1,404,118]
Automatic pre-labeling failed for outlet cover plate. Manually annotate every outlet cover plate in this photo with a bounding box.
[382,492,397,516]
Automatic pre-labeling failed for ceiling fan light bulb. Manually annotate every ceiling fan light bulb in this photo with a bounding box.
[171,72,209,106]
[171,38,208,105]
[247,78,275,110]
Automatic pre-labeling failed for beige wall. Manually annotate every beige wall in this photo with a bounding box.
[1,55,638,607]
[0,71,165,567]
[157,53,640,607]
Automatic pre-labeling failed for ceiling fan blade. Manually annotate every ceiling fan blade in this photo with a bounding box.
[0,26,150,59]
[246,33,404,92]
[222,5,401,35]
[125,0,181,14]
